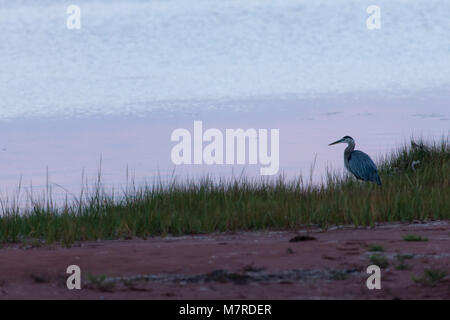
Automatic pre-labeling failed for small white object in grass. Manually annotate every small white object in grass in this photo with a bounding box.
[411,160,421,171]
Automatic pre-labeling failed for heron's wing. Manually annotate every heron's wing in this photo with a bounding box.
[348,150,380,183]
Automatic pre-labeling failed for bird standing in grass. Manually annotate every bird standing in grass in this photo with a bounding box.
[329,136,382,185]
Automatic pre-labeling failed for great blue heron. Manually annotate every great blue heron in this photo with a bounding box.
[329,136,381,185]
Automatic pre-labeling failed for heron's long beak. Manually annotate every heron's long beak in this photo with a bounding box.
[328,138,343,146]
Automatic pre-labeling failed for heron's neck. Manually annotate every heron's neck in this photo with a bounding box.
[345,141,355,155]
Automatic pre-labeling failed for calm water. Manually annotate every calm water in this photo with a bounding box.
[0,0,448,202]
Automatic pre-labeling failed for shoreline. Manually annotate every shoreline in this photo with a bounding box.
[0,138,448,243]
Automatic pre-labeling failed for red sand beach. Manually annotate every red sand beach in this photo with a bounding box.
[0,221,448,299]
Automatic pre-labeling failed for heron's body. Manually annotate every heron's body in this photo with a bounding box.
[330,136,381,185]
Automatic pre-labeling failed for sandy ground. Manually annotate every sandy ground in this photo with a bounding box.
[0,221,448,300]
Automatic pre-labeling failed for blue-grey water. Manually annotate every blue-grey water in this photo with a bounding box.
[0,0,448,204]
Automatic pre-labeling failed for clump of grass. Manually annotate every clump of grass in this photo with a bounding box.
[0,138,448,245]
[369,254,389,269]
[403,234,428,242]
[87,274,116,292]
[395,263,412,270]
[412,269,448,287]
[20,239,44,250]
[395,253,414,270]
[367,244,384,252]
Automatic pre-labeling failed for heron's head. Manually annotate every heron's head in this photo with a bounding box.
[329,136,354,146]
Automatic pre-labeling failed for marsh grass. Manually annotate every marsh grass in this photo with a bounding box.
[87,274,116,292]
[395,263,412,271]
[0,138,448,245]
[367,244,384,252]
[395,253,415,270]
[412,269,448,287]
[402,234,428,242]
[368,254,389,269]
